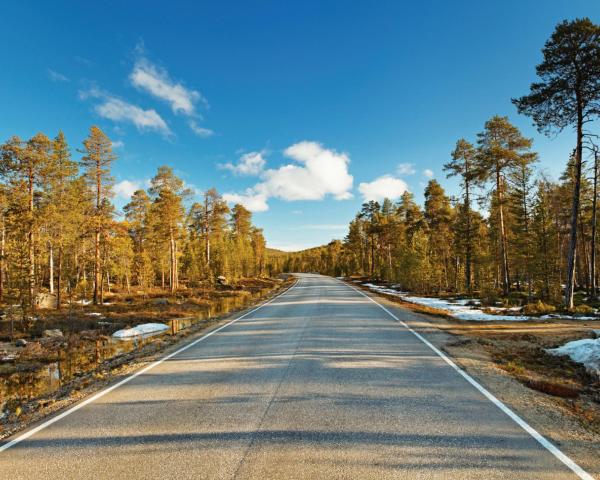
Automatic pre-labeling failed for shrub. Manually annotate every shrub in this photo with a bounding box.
[523,301,556,316]
[572,304,594,315]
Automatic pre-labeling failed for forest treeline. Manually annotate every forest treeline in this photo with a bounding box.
[284,19,600,308]
[0,126,283,310]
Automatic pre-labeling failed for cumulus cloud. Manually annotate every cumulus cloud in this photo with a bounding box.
[222,151,266,176]
[130,57,204,116]
[96,98,170,134]
[423,168,434,178]
[396,162,416,175]
[111,140,125,148]
[222,189,269,212]
[222,141,354,212]
[264,141,353,201]
[47,68,69,83]
[188,120,214,138]
[80,87,170,135]
[114,180,142,200]
[358,175,408,202]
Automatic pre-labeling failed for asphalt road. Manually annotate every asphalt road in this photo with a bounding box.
[0,274,592,479]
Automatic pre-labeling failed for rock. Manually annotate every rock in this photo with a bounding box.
[216,276,227,285]
[152,298,168,305]
[43,329,63,338]
[593,330,600,339]
[15,339,27,347]
[34,292,57,309]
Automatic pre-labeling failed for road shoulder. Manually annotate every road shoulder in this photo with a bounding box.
[359,286,600,479]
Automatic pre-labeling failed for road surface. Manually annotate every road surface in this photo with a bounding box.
[0,274,592,479]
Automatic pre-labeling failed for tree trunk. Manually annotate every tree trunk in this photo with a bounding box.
[28,173,35,309]
[56,246,62,310]
[497,170,510,296]
[48,242,54,294]
[93,229,100,304]
[591,150,598,299]
[0,218,4,302]
[465,183,472,293]
[565,104,584,309]
[170,231,176,293]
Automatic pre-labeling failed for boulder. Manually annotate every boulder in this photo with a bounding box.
[34,293,57,309]
[43,329,63,338]
[152,298,168,305]
[216,276,227,285]
[15,339,27,347]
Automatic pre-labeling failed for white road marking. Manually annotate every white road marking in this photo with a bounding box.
[344,280,595,480]
[0,281,298,453]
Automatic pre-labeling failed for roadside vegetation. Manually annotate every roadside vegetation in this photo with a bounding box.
[282,18,600,430]
[0,124,290,430]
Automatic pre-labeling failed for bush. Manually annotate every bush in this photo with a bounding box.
[523,301,556,316]
[572,304,594,315]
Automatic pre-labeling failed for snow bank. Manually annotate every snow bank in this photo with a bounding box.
[359,281,599,322]
[400,295,531,321]
[112,323,169,341]
[361,283,529,321]
[547,338,600,376]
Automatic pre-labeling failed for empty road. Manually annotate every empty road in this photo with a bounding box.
[0,274,592,479]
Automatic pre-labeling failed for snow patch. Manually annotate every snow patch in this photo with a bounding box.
[361,283,529,321]
[547,338,600,376]
[359,282,599,322]
[112,323,169,340]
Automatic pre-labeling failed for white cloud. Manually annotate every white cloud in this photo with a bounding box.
[264,141,353,201]
[423,168,434,178]
[222,189,269,212]
[111,140,125,148]
[222,151,266,176]
[114,180,142,200]
[188,120,214,138]
[130,58,204,116]
[397,163,416,175]
[359,175,408,202]
[223,141,353,211]
[96,98,170,135]
[47,68,69,83]
[81,87,171,135]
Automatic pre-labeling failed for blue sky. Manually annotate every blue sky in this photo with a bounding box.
[1,1,599,251]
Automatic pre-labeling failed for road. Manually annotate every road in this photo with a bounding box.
[0,274,592,479]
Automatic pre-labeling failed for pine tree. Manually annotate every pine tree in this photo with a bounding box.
[513,18,600,308]
[80,126,116,305]
[424,180,454,293]
[148,166,189,291]
[123,189,153,289]
[1,133,54,308]
[475,116,536,296]
[45,131,80,308]
[445,139,479,292]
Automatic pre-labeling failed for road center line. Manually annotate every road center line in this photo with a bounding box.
[0,280,299,454]
[343,280,594,480]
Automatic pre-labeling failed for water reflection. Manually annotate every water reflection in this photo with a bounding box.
[0,287,274,413]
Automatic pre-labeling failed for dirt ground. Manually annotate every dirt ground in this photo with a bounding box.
[356,284,600,477]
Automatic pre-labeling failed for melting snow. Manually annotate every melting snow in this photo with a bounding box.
[547,338,600,376]
[361,283,531,322]
[112,323,169,340]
